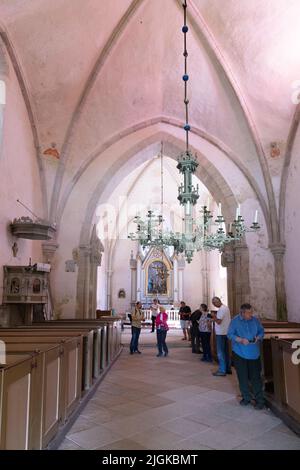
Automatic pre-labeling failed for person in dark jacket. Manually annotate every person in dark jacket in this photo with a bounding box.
[227,303,265,408]
[190,307,202,353]
[179,301,191,340]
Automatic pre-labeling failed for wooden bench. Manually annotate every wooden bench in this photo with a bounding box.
[1,328,94,392]
[267,337,300,435]
[0,335,83,448]
[261,325,300,392]
[0,352,38,450]
[33,317,122,372]
[0,318,122,449]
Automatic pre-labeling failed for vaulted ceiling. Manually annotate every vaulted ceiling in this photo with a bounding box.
[1,0,300,242]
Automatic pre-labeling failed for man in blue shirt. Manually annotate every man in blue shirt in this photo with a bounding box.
[227,303,265,409]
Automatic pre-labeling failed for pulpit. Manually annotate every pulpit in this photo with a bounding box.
[2,265,50,326]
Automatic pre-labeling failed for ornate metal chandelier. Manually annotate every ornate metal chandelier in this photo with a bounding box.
[128,0,260,263]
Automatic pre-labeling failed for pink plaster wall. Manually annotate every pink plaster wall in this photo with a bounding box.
[0,53,43,303]
[285,129,300,322]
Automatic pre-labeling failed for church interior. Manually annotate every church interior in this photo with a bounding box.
[0,0,300,451]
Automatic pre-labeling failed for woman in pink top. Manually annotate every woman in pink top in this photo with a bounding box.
[155,306,169,357]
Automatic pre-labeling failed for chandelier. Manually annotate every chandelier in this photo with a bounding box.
[128,0,260,263]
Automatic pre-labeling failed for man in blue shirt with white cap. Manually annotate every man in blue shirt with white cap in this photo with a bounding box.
[227,303,265,409]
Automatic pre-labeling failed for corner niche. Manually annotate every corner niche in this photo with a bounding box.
[10,217,56,240]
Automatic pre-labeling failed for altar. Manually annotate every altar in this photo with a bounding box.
[129,246,186,308]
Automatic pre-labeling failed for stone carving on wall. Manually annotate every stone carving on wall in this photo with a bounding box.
[65,260,76,272]
[12,242,18,257]
[90,235,104,266]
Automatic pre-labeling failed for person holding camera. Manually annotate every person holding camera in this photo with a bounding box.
[211,297,232,376]
[227,303,265,409]
[130,301,145,354]
[198,303,213,362]
[190,307,202,353]
[179,301,191,341]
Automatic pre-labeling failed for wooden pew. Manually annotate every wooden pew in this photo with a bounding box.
[268,337,300,435]
[0,352,41,450]
[0,318,122,449]
[33,322,104,379]
[33,320,118,374]
[0,328,93,391]
[261,326,300,393]
[1,335,83,443]
[33,317,122,368]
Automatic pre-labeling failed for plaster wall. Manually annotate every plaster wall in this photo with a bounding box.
[284,129,300,322]
[0,57,43,304]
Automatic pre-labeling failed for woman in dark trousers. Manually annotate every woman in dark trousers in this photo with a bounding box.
[155,306,169,357]
[227,303,265,408]
[190,307,202,353]
[130,302,145,354]
[198,304,213,362]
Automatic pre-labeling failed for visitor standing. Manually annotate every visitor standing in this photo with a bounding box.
[190,307,202,353]
[155,306,169,357]
[179,301,191,341]
[227,303,265,409]
[150,298,160,333]
[211,296,232,376]
[198,303,213,362]
[130,301,145,354]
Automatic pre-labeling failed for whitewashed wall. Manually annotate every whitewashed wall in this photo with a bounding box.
[0,57,43,304]
[285,130,300,322]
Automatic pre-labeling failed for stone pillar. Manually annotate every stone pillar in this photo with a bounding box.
[221,239,250,315]
[201,251,209,306]
[136,256,142,302]
[234,239,251,312]
[130,252,137,307]
[88,227,103,318]
[89,252,102,318]
[42,242,59,319]
[221,245,235,314]
[42,242,59,264]
[178,256,185,301]
[270,243,287,321]
[106,270,113,310]
[77,245,91,318]
[173,256,179,303]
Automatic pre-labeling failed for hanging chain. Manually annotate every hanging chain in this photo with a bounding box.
[160,141,164,218]
[182,0,190,153]
[160,142,164,284]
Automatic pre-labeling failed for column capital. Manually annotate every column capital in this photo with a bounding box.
[42,242,59,263]
[221,250,234,267]
[130,258,137,269]
[177,258,185,269]
[79,244,91,254]
[269,243,286,257]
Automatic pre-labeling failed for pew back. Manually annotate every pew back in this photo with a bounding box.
[0,335,83,448]
[268,337,300,434]
[0,353,39,450]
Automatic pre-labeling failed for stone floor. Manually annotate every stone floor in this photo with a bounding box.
[59,328,300,450]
